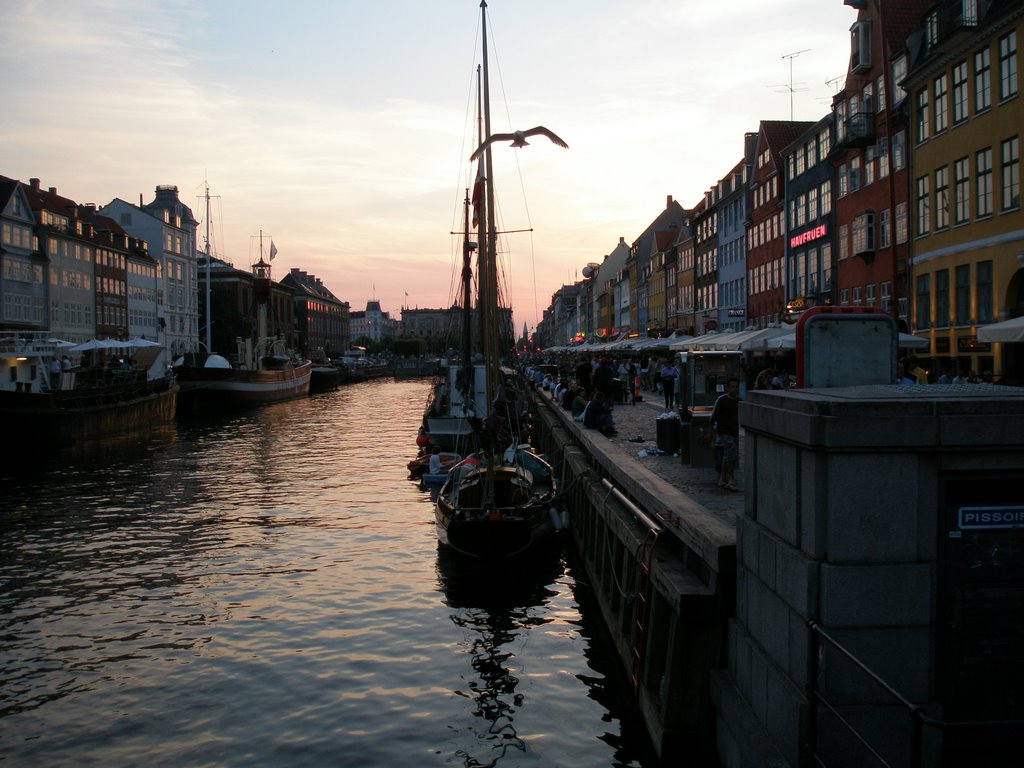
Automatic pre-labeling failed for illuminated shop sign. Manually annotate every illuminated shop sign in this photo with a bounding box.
[789,224,828,249]
[958,505,1024,530]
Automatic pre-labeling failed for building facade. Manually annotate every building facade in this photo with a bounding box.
[907,0,1023,380]
[102,185,199,356]
[280,268,350,359]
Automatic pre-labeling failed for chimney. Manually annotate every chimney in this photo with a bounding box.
[140,193,144,206]
[49,187,58,195]
[30,178,41,190]
[666,195,673,209]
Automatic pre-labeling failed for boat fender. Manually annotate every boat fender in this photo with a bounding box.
[549,506,566,532]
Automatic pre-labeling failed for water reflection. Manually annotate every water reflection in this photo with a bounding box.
[437,547,563,767]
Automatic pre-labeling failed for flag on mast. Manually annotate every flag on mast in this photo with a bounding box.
[269,241,278,261]
[471,159,483,229]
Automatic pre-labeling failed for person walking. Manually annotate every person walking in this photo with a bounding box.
[707,377,740,490]
[659,358,678,409]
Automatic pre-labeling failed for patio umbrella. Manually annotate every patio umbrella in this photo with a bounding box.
[69,338,122,352]
[125,338,162,348]
[977,316,1024,343]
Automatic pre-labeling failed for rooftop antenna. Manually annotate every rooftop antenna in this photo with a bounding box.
[770,49,811,120]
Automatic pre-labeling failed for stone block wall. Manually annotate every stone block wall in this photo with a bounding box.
[712,384,1024,768]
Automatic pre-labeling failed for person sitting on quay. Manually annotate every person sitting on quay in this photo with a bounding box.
[583,390,617,437]
[571,388,588,420]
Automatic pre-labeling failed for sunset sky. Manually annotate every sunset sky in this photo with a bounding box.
[1,0,857,333]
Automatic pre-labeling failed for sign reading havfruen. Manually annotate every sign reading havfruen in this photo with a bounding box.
[790,224,828,249]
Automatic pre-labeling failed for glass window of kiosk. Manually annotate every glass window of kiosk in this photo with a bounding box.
[685,351,743,411]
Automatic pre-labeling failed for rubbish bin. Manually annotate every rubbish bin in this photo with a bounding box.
[655,416,681,453]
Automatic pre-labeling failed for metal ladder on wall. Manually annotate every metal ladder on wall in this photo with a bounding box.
[630,528,659,691]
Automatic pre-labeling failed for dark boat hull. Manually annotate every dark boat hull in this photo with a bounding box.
[176,361,312,413]
[435,464,558,559]
[0,380,178,447]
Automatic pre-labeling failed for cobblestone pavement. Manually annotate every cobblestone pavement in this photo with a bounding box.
[542,388,745,526]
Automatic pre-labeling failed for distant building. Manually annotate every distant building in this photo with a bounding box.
[350,300,399,342]
[101,185,199,356]
[280,268,350,359]
[197,254,297,361]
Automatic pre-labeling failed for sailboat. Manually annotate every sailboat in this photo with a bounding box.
[434,0,564,559]
[175,187,312,413]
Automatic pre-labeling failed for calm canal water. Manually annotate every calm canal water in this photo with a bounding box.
[0,379,653,767]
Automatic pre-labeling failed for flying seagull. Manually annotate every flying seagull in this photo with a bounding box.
[470,126,569,162]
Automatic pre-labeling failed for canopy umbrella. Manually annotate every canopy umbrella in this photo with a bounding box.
[977,315,1024,343]
[69,338,123,352]
[737,326,795,352]
[762,330,927,350]
[125,338,162,348]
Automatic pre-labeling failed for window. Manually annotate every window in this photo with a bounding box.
[935,269,949,329]
[878,136,890,178]
[838,163,848,197]
[895,201,908,244]
[821,180,832,215]
[835,100,847,143]
[819,127,831,157]
[935,166,949,229]
[851,21,872,73]
[892,54,908,104]
[853,286,863,306]
[975,47,991,112]
[1002,136,1020,210]
[866,146,876,186]
[999,31,1017,100]
[976,147,993,217]
[955,157,970,223]
[934,75,948,133]
[881,281,892,313]
[840,288,849,306]
[879,207,891,248]
[838,223,849,261]
[955,264,970,326]
[916,88,930,143]
[977,260,993,323]
[852,211,875,255]
[876,74,886,113]
[926,11,939,49]
[953,61,968,123]
[849,156,861,192]
[916,274,931,330]
[916,175,931,236]
[808,187,818,221]
[893,131,906,170]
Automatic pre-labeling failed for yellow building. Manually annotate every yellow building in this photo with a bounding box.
[907,4,1023,381]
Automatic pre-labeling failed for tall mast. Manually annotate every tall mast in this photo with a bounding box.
[203,182,212,353]
[480,0,498,407]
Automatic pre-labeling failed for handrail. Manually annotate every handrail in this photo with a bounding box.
[806,619,1024,767]
[600,477,662,535]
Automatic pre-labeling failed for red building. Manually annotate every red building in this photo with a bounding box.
[831,0,935,328]
[747,121,813,327]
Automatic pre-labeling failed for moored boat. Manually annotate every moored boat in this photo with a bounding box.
[176,206,311,413]
[433,0,566,559]
[0,332,177,449]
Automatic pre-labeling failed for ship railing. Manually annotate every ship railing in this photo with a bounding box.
[806,619,1024,766]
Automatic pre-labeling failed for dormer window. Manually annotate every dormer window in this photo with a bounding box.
[851,21,871,73]
[925,11,939,49]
